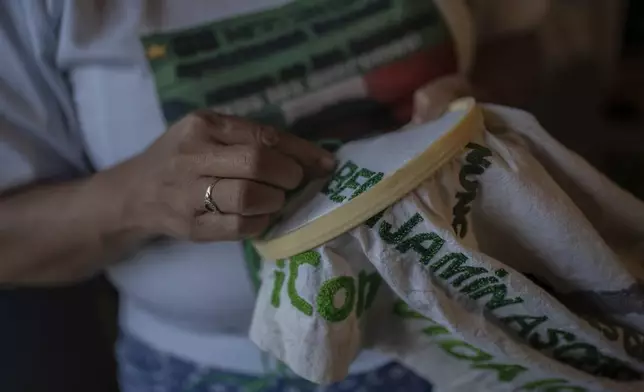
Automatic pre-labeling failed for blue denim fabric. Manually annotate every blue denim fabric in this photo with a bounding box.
[117,332,433,392]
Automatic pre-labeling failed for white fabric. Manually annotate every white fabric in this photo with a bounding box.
[0,0,568,377]
[250,105,644,391]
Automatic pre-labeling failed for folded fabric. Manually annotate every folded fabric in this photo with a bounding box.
[249,99,644,392]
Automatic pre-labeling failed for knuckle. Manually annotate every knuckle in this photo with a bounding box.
[230,180,253,212]
[185,112,209,128]
[178,113,208,138]
[167,155,186,175]
[236,146,265,176]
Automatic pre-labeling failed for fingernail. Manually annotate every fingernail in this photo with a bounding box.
[261,128,280,146]
[319,156,337,171]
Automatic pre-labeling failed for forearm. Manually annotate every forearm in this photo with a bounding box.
[0,170,146,286]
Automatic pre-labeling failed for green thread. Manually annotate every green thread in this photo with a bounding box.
[495,268,509,278]
[379,213,423,245]
[422,325,450,336]
[329,168,375,203]
[452,143,493,238]
[459,276,498,294]
[553,342,599,369]
[316,276,356,322]
[529,328,576,351]
[270,260,286,308]
[465,142,493,166]
[349,171,384,200]
[519,378,586,392]
[288,250,321,316]
[469,284,524,311]
[452,191,475,237]
[392,301,428,320]
[501,315,548,339]
[436,253,487,287]
[439,340,494,362]
[356,271,382,317]
[323,161,358,196]
[393,301,590,391]
[472,363,527,382]
[365,209,386,228]
[396,232,444,265]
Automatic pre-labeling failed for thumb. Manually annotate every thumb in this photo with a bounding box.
[412,74,472,124]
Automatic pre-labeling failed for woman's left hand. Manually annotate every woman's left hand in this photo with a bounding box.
[412,74,472,124]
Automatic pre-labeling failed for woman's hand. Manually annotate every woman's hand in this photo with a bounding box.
[0,111,334,284]
[102,111,336,243]
[412,74,473,124]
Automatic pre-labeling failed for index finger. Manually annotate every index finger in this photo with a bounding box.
[271,131,337,177]
[196,110,337,177]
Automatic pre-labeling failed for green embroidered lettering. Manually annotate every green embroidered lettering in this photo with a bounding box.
[529,328,576,350]
[379,213,423,245]
[356,271,382,317]
[452,143,492,238]
[553,342,600,369]
[452,191,475,238]
[591,354,641,381]
[459,164,486,192]
[436,253,487,286]
[623,327,644,361]
[330,168,376,203]
[472,363,527,382]
[469,284,524,310]
[271,259,286,308]
[316,276,356,322]
[350,172,384,200]
[587,318,619,341]
[422,325,450,336]
[465,142,492,167]
[396,232,444,265]
[365,210,386,228]
[460,277,498,294]
[323,161,358,196]
[439,340,493,362]
[288,251,321,316]
[501,315,548,339]
[520,378,587,392]
[392,301,429,320]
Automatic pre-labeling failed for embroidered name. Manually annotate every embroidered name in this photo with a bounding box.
[394,301,590,391]
[452,143,492,238]
[370,212,641,381]
[269,250,382,323]
[322,160,384,203]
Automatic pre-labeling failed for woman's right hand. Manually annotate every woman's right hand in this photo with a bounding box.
[100,111,336,243]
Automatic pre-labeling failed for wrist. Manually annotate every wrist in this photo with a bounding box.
[83,161,156,245]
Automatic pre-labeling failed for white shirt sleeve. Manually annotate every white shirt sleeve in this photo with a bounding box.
[0,1,91,192]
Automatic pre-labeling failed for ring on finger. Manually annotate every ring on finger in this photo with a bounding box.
[204,179,223,214]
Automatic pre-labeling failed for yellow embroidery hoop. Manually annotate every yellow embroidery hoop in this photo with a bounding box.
[253,97,484,261]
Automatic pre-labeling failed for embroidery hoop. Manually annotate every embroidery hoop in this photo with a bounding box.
[253,97,484,260]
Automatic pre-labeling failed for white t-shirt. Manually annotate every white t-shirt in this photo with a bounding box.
[0,0,546,376]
